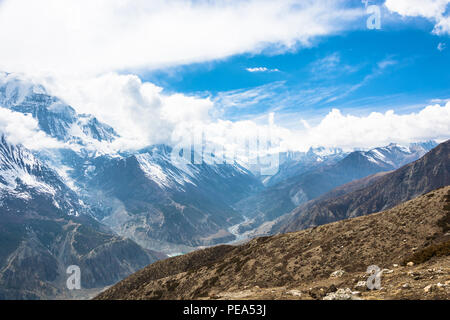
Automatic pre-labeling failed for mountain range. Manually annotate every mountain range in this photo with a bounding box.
[234,141,437,234]
[277,139,450,233]
[96,138,449,300]
[0,136,163,299]
[0,72,448,299]
[96,186,450,300]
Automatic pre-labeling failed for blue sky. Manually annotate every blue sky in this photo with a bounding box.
[141,19,450,128]
[0,0,449,151]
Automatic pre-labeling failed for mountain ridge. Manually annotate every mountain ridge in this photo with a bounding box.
[95,186,450,300]
[277,139,450,233]
[0,136,165,299]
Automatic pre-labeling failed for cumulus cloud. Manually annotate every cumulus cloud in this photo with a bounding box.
[385,0,450,35]
[42,73,450,155]
[0,0,362,76]
[0,107,63,150]
[41,73,213,150]
[285,102,450,151]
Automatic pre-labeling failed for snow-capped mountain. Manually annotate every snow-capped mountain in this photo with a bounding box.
[0,71,444,299]
[0,136,163,299]
[262,147,346,186]
[357,142,438,169]
[0,135,84,215]
[234,141,438,234]
[73,145,263,253]
[0,72,117,146]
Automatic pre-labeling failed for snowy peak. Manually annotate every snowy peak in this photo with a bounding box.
[0,72,118,145]
[0,136,86,216]
[135,152,198,189]
[0,135,53,196]
[360,141,438,168]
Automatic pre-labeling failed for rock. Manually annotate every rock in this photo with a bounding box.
[327,284,338,293]
[287,289,302,297]
[308,287,327,299]
[424,284,435,293]
[355,281,367,291]
[330,270,346,278]
[407,271,421,280]
[401,283,411,289]
[406,262,414,267]
[436,283,447,289]
[323,288,361,300]
[423,282,447,293]
[382,269,394,274]
[393,264,399,268]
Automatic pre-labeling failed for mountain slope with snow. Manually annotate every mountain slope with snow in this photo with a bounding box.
[278,139,450,233]
[0,72,117,147]
[234,141,438,234]
[76,145,263,253]
[0,136,164,299]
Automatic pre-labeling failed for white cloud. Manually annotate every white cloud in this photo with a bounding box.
[385,0,450,35]
[0,107,63,150]
[285,103,450,150]
[309,53,360,80]
[41,73,213,151]
[438,42,446,51]
[170,101,450,161]
[213,82,284,111]
[0,0,362,76]
[246,67,280,73]
[43,73,450,154]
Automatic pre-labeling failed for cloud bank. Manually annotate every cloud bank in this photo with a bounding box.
[41,73,450,154]
[0,0,362,77]
[0,107,63,150]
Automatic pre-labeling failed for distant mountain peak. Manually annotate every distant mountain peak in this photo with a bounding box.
[0,72,118,147]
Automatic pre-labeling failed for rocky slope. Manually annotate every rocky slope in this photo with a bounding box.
[70,145,263,254]
[278,139,449,233]
[0,73,265,254]
[95,186,450,300]
[0,136,164,299]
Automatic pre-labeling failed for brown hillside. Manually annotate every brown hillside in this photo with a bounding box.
[96,186,450,300]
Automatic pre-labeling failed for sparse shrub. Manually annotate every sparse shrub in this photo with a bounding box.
[402,240,450,265]
[437,211,450,233]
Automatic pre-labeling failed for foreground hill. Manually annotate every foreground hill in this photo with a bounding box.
[96,186,450,300]
[277,139,449,233]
